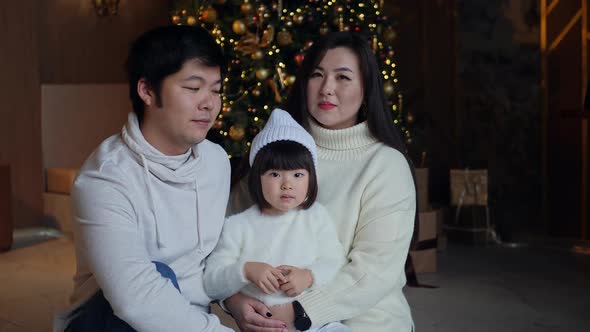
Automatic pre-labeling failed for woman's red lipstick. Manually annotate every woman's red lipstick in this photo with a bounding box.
[319,102,336,110]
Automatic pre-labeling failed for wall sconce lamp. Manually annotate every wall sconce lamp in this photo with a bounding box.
[92,0,121,17]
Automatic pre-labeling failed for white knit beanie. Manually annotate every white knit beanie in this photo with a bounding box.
[249,108,317,170]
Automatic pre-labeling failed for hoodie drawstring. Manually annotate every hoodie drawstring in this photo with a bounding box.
[141,154,166,248]
[194,179,204,254]
[141,154,203,252]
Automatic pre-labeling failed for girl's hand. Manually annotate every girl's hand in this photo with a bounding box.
[276,265,313,297]
[244,262,287,294]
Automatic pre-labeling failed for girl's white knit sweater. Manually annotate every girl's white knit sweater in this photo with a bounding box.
[204,203,346,307]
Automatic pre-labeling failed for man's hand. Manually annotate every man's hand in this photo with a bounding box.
[244,262,287,294]
[225,293,288,332]
[276,265,313,297]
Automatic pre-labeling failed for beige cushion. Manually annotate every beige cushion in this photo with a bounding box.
[46,168,78,194]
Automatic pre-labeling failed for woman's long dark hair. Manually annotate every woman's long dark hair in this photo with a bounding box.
[283,31,420,249]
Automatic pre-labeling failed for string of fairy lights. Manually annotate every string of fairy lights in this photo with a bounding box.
[170,0,411,159]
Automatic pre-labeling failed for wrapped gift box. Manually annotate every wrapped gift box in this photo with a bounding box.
[410,210,439,273]
[417,210,437,241]
[46,168,79,195]
[410,248,437,273]
[448,169,492,244]
[415,168,430,212]
[450,169,488,206]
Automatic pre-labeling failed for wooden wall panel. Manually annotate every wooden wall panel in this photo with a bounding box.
[42,84,129,169]
[392,0,456,204]
[39,0,169,83]
[0,0,43,228]
[1,1,169,229]
[542,0,588,238]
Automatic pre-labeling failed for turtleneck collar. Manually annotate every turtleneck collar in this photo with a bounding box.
[309,118,378,151]
[121,112,200,184]
[121,112,206,250]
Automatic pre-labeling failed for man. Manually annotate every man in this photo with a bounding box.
[57,25,232,332]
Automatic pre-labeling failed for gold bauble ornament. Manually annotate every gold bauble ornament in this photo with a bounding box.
[285,20,293,28]
[277,31,293,46]
[293,14,305,25]
[384,82,395,96]
[252,88,261,97]
[241,2,253,14]
[229,125,246,141]
[255,68,270,80]
[285,75,296,86]
[213,119,224,129]
[222,105,232,113]
[186,16,197,26]
[251,50,264,60]
[257,5,268,15]
[232,20,247,35]
[172,15,181,24]
[201,7,218,23]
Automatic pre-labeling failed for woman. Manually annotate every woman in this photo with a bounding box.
[226,31,417,332]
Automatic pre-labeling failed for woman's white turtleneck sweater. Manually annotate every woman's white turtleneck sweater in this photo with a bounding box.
[63,113,232,332]
[296,120,416,331]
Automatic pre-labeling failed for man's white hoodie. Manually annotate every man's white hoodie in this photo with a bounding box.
[58,112,232,332]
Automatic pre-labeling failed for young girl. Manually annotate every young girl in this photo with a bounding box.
[204,109,349,332]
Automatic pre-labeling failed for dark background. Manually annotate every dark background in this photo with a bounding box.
[0,0,588,243]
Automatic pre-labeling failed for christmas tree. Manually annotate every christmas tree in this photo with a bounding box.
[170,0,408,159]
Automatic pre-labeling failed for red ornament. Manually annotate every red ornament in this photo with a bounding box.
[294,53,305,66]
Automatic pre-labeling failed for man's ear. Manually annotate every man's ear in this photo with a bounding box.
[137,78,154,107]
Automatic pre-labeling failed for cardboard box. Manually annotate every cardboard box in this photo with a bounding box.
[410,210,439,273]
[43,192,74,237]
[415,168,430,212]
[410,248,437,273]
[46,168,79,194]
[417,210,437,242]
[450,169,488,206]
